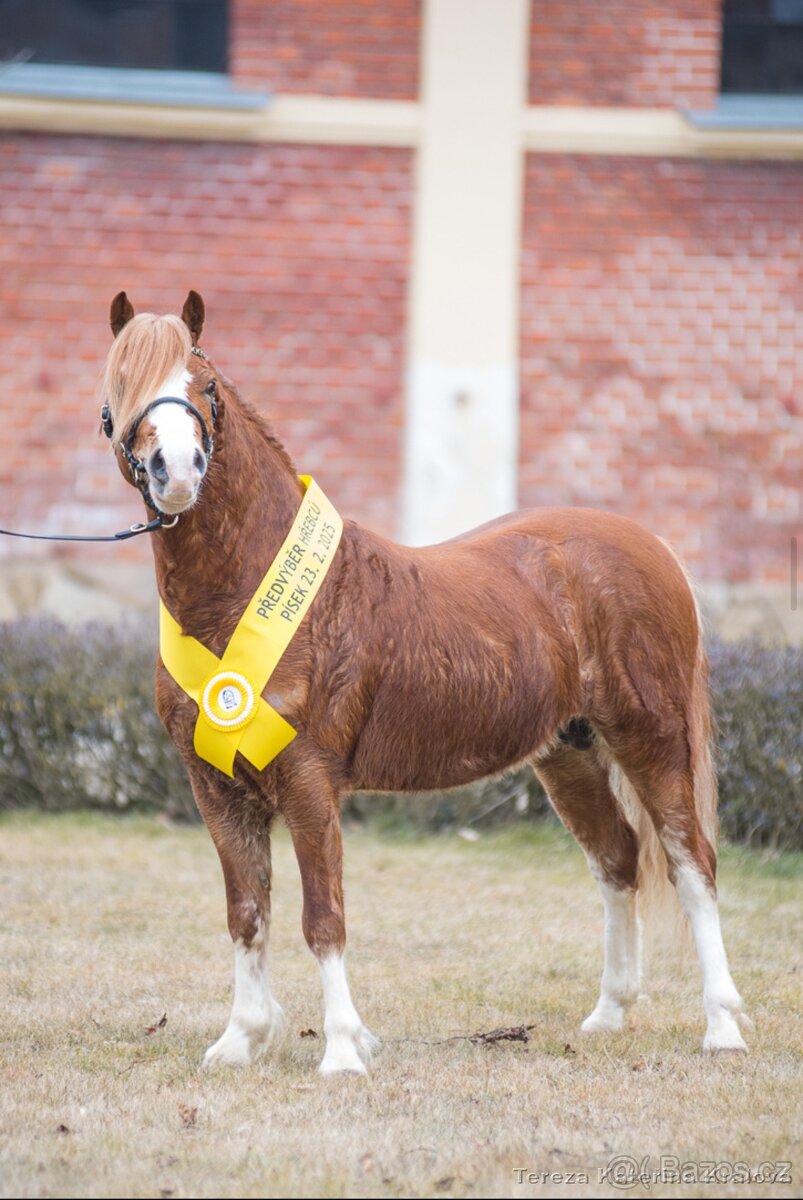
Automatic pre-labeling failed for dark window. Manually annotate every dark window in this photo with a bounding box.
[722,0,803,94]
[0,0,228,74]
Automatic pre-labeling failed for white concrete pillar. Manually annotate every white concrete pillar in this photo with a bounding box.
[402,0,529,545]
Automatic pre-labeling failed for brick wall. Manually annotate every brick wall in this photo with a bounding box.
[0,134,413,562]
[231,0,421,98]
[519,154,803,584]
[1,1,801,597]
[529,0,722,110]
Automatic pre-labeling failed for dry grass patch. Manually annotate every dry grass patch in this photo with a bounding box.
[0,812,800,1199]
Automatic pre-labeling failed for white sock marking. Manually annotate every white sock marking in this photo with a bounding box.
[582,875,642,1034]
[203,920,284,1068]
[674,863,748,1051]
[318,952,377,1076]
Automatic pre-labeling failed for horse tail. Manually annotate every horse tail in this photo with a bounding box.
[608,761,684,943]
[688,622,719,863]
[662,535,720,864]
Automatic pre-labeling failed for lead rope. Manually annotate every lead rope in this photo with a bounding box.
[2,348,213,545]
[0,512,179,543]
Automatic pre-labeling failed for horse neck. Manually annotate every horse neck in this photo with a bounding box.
[151,394,303,647]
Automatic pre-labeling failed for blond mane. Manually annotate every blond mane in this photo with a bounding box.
[103,313,192,436]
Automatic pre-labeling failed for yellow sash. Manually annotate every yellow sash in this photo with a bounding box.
[159,476,342,777]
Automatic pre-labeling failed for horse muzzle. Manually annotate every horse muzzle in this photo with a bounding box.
[147,447,206,513]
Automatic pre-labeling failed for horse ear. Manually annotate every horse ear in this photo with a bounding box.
[181,290,205,346]
[110,291,135,338]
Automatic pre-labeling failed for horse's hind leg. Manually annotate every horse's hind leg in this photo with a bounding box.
[533,740,641,1034]
[283,763,377,1075]
[190,770,285,1068]
[612,739,748,1053]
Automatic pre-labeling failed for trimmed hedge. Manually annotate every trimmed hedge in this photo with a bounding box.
[0,619,800,848]
[0,620,192,821]
[709,638,802,850]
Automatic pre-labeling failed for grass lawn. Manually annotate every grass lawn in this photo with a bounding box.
[0,811,800,1199]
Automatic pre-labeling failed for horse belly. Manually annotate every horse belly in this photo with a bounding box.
[350,653,571,793]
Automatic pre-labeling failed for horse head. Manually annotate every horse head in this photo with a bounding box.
[102,290,220,516]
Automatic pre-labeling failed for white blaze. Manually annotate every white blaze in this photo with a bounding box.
[149,368,198,495]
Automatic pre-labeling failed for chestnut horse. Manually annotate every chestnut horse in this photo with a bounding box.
[101,291,749,1074]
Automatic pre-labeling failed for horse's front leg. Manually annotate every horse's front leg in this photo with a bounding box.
[283,773,377,1075]
[189,770,285,1068]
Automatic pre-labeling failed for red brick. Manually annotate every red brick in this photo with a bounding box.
[231,0,421,100]
[0,135,413,563]
[529,0,721,110]
[519,154,803,584]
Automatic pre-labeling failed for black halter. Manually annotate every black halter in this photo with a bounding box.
[0,348,218,546]
[119,396,214,505]
[101,346,218,512]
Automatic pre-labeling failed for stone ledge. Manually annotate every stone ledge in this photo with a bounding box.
[0,561,157,627]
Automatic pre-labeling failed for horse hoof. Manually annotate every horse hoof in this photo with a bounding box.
[581,1007,625,1034]
[203,1028,253,1069]
[203,1003,285,1069]
[703,1024,748,1053]
[319,1052,368,1077]
[319,1024,377,1075]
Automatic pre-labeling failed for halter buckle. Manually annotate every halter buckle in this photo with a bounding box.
[128,512,179,535]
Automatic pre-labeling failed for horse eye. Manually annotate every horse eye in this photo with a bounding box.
[205,379,217,397]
